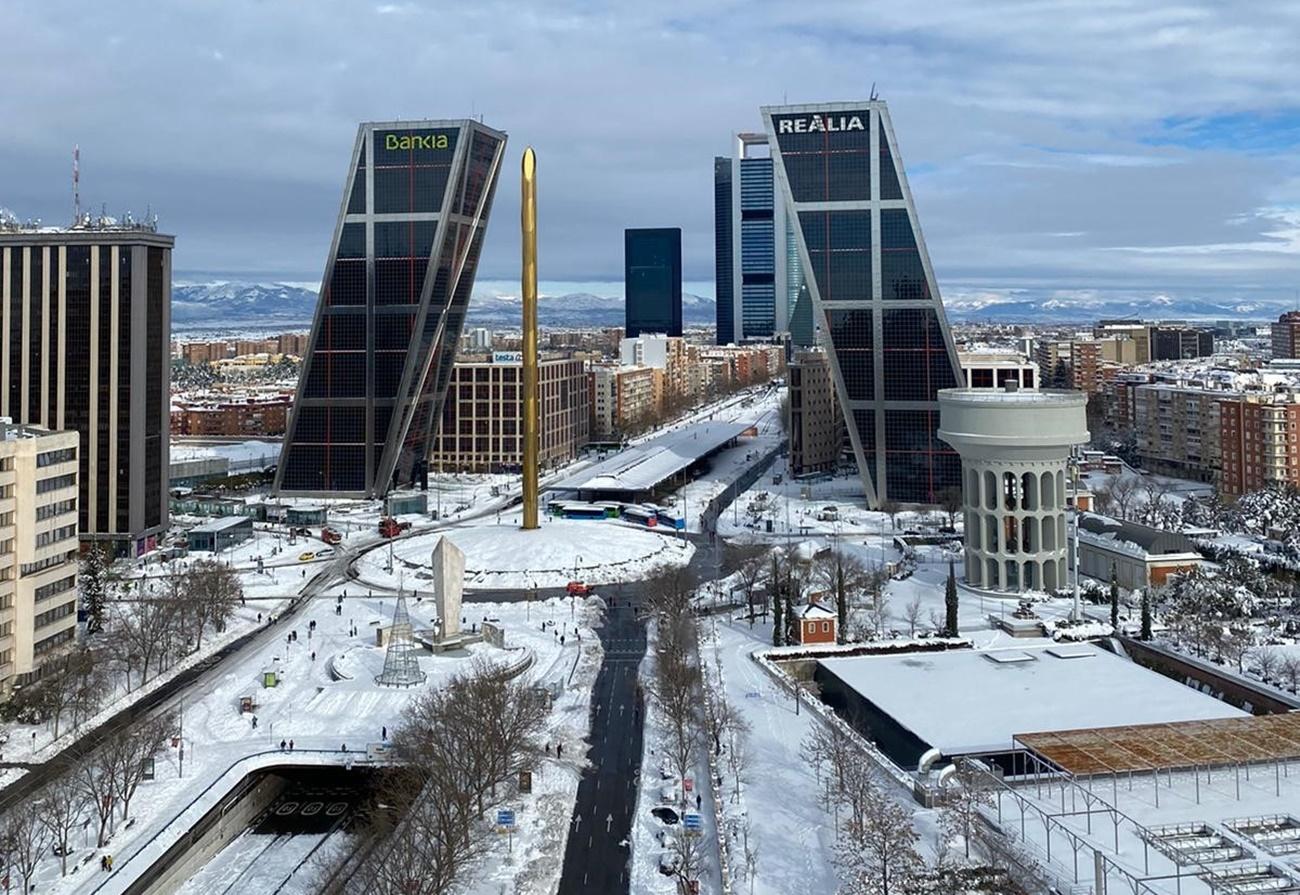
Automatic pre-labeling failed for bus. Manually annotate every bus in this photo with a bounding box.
[553,501,608,521]
[652,507,686,530]
[622,506,658,527]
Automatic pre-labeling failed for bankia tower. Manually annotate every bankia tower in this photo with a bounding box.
[763,101,962,506]
[275,120,506,498]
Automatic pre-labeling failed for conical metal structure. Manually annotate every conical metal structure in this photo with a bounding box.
[375,591,427,688]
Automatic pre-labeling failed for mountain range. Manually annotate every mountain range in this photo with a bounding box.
[171,280,1290,335]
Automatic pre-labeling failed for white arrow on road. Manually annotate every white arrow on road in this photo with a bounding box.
[573,815,582,831]
[606,813,613,832]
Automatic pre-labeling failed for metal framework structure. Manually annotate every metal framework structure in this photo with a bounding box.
[1017,714,1300,777]
[275,119,507,498]
[375,592,427,688]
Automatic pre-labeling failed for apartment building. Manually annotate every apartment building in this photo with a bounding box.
[1219,393,1300,497]
[429,353,589,473]
[789,349,841,476]
[170,394,293,436]
[1133,380,1233,482]
[590,364,657,440]
[1272,312,1300,360]
[0,423,79,695]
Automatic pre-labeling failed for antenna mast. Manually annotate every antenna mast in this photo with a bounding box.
[72,145,81,224]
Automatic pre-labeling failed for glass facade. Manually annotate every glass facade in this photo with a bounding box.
[766,102,962,505]
[713,159,734,344]
[276,120,506,497]
[624,228,682,338]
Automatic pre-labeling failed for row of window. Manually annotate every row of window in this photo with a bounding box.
[36,498,76,521]
[34,574,76,602]
[33,627,74,656]
[34,599,75,630]
[36,447,76,468]
[36,473,75,494]
[35,524,77,549]
[21,550,75,577]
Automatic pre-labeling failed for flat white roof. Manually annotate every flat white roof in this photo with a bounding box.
[550,421,751,493]
[190,515,253,534]
[820,645,1245,756]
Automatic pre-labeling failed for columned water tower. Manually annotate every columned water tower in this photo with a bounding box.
[937,385,1088,593]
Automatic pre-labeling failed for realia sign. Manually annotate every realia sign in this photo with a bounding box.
[776,114,865,134]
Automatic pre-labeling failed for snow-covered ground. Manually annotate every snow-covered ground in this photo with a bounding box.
[26,588,598,895]
[171,439,282,472]
[353,512,695,591]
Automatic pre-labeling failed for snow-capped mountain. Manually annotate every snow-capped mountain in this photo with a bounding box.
[170,281,719,329]
[940,292,1288,323]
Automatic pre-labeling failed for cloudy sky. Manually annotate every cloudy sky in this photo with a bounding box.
[6,1,1300,308]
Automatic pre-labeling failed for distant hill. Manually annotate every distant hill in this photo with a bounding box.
[171,281,719,330]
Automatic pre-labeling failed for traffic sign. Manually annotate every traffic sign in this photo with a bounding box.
[683,812,703,834]
[497,808,516,829]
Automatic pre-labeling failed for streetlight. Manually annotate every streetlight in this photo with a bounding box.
[1069,451,1082,623]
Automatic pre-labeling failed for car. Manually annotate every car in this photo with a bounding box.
[298,551,315,562]
[314,547,335,559]
[650,806,680,825]
[657,851,683,876]
[566,581,590,597]
[658,786,677,804]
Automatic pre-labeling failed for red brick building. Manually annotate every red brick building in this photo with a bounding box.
[1220,394,1300,497]
[171,395,293,436]
[797,602,837,645]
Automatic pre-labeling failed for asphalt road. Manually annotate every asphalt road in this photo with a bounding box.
[556,588,647,895]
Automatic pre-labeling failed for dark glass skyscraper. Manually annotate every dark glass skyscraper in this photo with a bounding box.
[764,101,963,506]
[624,228,682,338]
[275,119,506,498]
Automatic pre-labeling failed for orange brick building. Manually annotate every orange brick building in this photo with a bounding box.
[1219,394,1300,497]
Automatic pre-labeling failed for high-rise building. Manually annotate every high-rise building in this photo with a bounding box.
[1273,311,1300,360]
[429,353,588,473]
[275,120,506,497]
[764,101,963,505]
[789,348,841,476]
[0,423,80,694]
[1220,393,1300,497]
[0,223,171,553]
[1149,324,1214,361]
[624,228,682,338]
[714,133,804,344]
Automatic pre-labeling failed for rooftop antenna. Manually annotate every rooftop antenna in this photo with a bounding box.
[869,82,879,101]
[72,145,81,224]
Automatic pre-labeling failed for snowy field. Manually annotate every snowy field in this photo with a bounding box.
[353,512,695,591]
[171,438,282,472]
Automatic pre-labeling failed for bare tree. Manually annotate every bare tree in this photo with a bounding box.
[1252,646,1281,684]
[1280,655,1300,694]
[865,589,891,638]
[1108,475,1139,521]
[878,499,901,532]
[38,775,86,877]
[111,590,182,688]
[182,558,243,648]
[670,827,710,889]
[736,553,767,626]
[1219,621,1255,673]
[834,767,924,895]
[903,594,924,638]
[939,759,995,860]
[5,802,49,894]
[112,713,179,822]
[938,487,963,529]
[79,746,121,847]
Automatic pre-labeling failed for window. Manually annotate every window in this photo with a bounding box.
[36,473,76,494]
[35,575,76,602]
[36,447,76,468]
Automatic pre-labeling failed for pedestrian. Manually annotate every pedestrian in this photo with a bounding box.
[696,793,702,810]
[107,855,113,871]
[289,739,294,750]
[100,856,107,871]
[252,715,258,729]
[382,725,387,740]
[341,743,347,753]
[280,739,286,751]
[311,651,316,662]
[257,612,262,623]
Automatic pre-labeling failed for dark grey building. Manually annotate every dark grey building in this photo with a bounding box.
[275,119,507,498]
[764,101,963,506]
[0,221,172,555]
[1149,325,1214,361]
[624,228,682,338]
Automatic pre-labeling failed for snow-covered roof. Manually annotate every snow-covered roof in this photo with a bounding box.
[819,644,1244,757]
[550,421,752,493]
[798,602,836,619]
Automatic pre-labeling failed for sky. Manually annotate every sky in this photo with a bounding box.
[6,1,1300,309]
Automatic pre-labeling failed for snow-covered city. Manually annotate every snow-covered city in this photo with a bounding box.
[8,6,1300,895]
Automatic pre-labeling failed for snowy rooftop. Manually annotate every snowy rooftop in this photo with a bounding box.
[550,421,753,493]
[819,645,1245,757]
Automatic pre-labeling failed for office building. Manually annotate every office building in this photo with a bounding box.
[0,423,79,695]
[275,119,507,497]
[0,221,171,554]
[764,101,963,505]
[1149,324,1214,361]
[938,384,1088,592]
[789,348,841,476]
[714,133,804,344]
[430,353,588,473]
[1273,312,1300,360]
[624,228,682,338]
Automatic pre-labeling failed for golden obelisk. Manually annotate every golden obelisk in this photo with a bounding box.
[521,147,540,530]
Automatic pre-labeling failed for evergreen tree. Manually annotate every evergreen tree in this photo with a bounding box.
[81,545,108,635]
[835,562,848,645]
[785,593,799,645]
[1140,589,1152,641]
[771,555,784,647]
[1109,563,1120,631]
[944,561,959,637]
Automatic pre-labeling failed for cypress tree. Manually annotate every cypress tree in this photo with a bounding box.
[1140,589,1152,641]
[771,555,784,647]
[835,561,848,645]
[1109,563,1120,631]
[944,560,959,637]
[81,545,108,635]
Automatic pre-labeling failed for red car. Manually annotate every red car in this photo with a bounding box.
[566,581,590,597]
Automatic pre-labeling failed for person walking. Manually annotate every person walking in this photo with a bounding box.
[289,739,294,751]
[382,725,387,740]
[279,739,286,751]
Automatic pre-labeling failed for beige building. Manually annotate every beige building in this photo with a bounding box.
[430,353,589,473]
[789,349,841,476]
[590,364,657,440]
[0,423,79,695]
[1133,380,1233,483]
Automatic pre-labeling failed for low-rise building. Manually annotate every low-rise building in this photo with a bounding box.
[1072,513,1203,590]
[0,423,80,695]
[187,514,254,552]
[430,353,589,473]
[171,394,293,436]
[797,602,838,645]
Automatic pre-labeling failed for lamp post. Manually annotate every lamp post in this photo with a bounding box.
[1070,452,1081,622]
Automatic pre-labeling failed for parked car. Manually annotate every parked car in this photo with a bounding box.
[657,851,682,876]
[315,547,335,559]
[650,806,680,825]
[566,581,591,597]
[298,551,315,562]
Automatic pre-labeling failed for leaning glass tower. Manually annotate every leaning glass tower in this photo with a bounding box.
[763,101,962,506]
[275,120,506,497]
